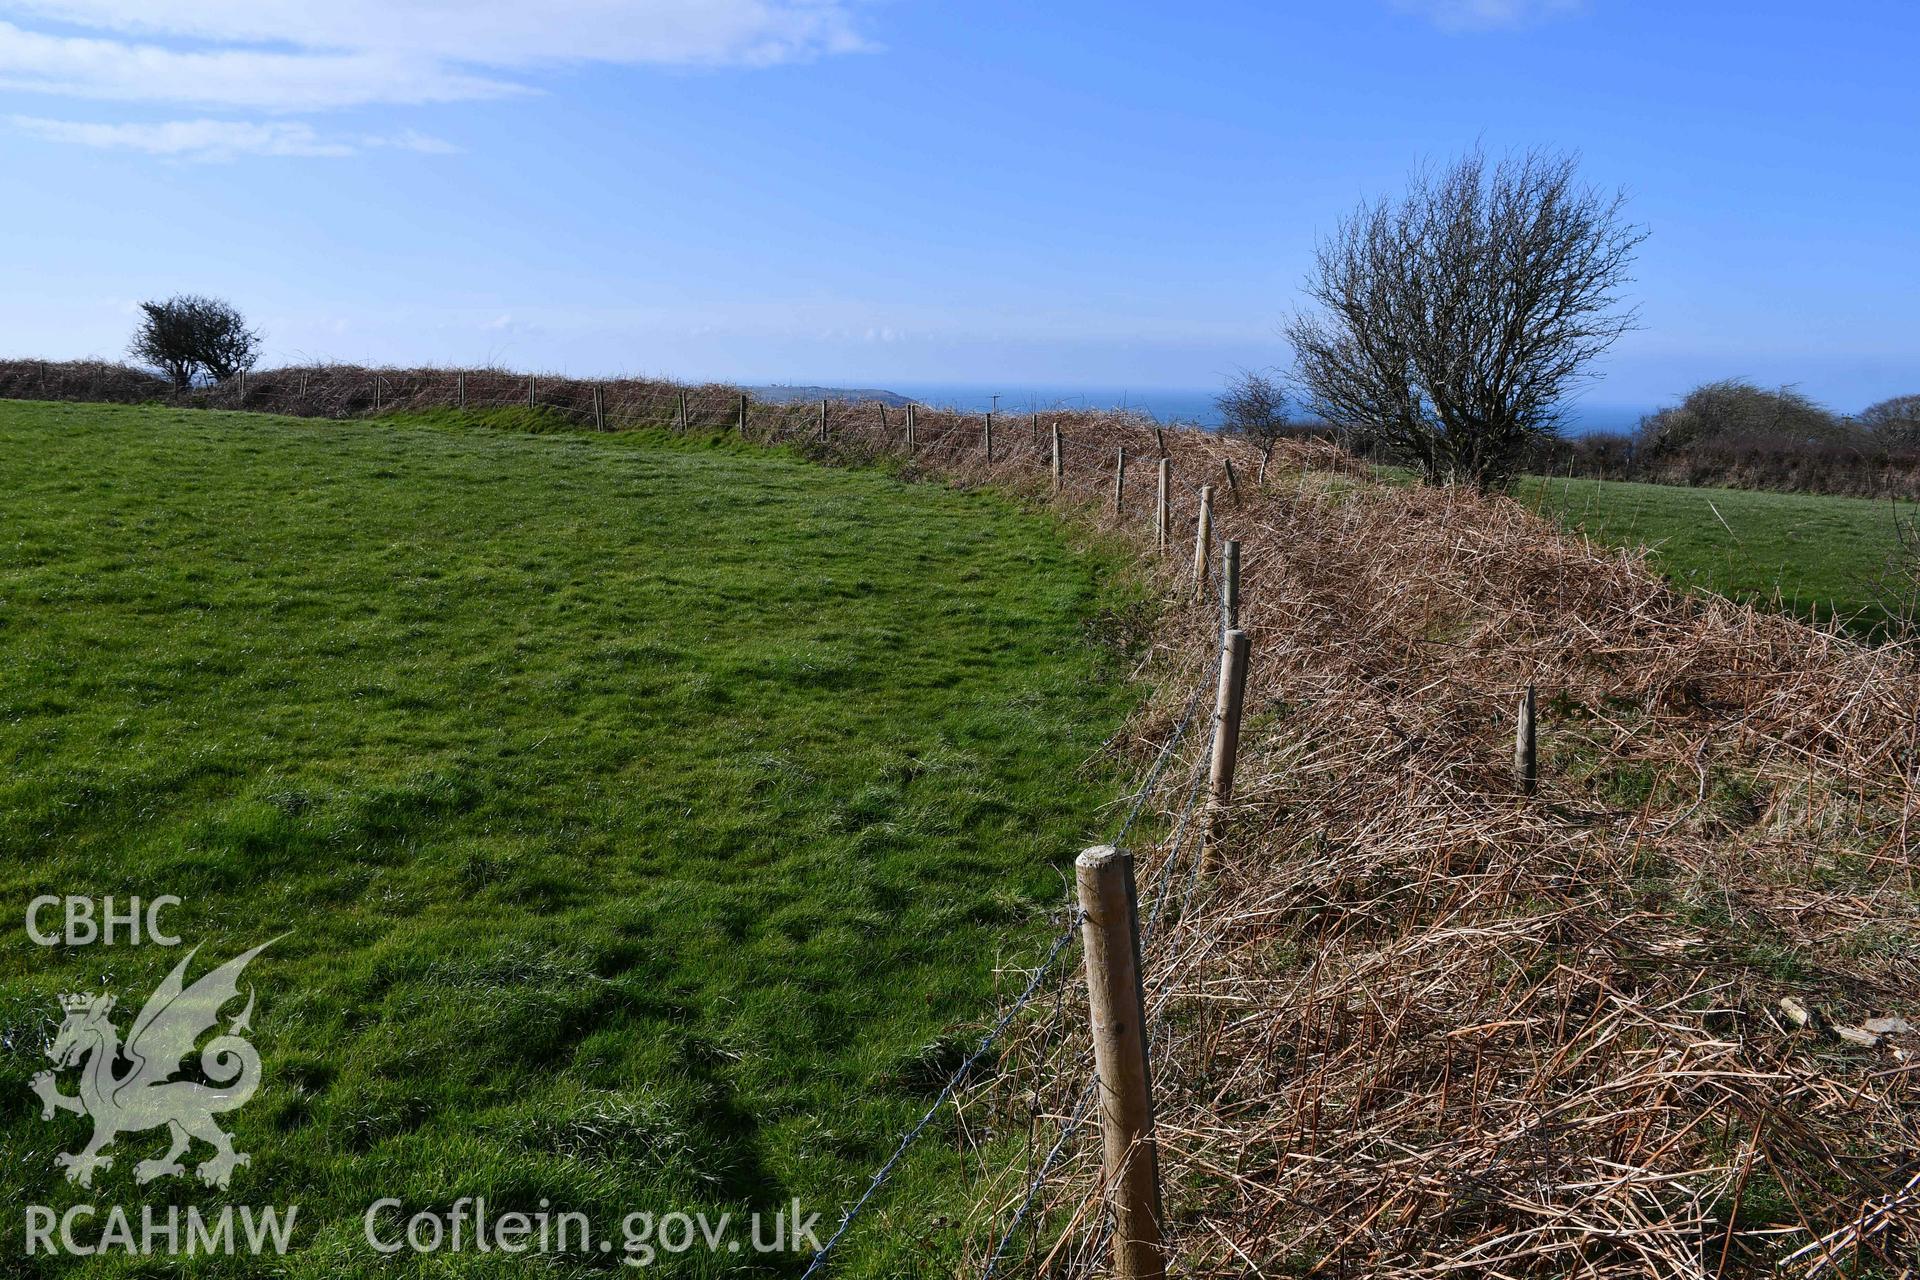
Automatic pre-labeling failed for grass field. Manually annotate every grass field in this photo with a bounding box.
[1522,474,1911,636]
[0,401,1143,1276]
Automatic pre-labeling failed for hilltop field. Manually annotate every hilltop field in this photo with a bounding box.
[1526,472,1910,636]
[0,399,1142,1277]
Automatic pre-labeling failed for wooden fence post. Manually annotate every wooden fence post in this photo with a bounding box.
[677,389,689,432]
[237,369,246,403]
[1154,426,1168,457]
[1155,459,1171,552]
[1191,484,1214,592]
[819,398,829,443]
[1076,845,1165,1280]
[593,385,605,432]
[455,372,465,409]
[1205,629,1252,867]
[299,371,308,402]
[1515,684,1537,796]
[527,376,535,410]
[1031,412,1040,448]
[1222,458,1240,507]
[906,403,916,450]
[372,377,381,415]
[1221,539,1240,634]
[1258,441,1274,489]
[1113,447,1126,515]
[1051,424,1064,494]
[738,392,749,434]
[984,412,994,463]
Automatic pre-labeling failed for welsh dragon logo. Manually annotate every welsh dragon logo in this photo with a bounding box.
[30,940,278,1189]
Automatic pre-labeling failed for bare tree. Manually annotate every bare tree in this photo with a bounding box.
[1861,393,1920,447]
[1286,149,1646,490]
[1214,368,1292,449]
[128,295,261,390]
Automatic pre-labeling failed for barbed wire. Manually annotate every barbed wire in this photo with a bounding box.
[1141,752,1215,950]
[978,1075,1100,1279]
[799,909,1086,1277]
[1114,644,1223,851]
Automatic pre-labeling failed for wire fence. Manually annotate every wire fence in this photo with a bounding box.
[796,564,1232,1277]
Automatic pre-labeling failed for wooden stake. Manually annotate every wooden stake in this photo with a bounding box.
[1155,458,1171,552]
[1030,412,1040,448]
[1051,424,1064,494]
[1222,539,1240,634]
[906,402,917,450]
[1113,447,1126,515]
[1075,845,1165,1280]
[1258,441,1274,489]
[372,377,381,415]
[1515,684,1538,796]
[738,392,749,433]
[678,389,689,431]
[984,412,994,463]
[237,369,246,402]
[527,376,535,410]
[1222,458,1240,506]
[1154,426,1168,457]
[455,372,464,409]
[593,385,605,432]
[1191,484,1214,592]
[819,398,829,443]
[1204,629,1252,867]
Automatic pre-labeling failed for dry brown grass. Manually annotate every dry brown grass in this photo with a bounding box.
[952,429,1919,1277]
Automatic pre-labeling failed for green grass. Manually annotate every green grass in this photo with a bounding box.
[0,401,1144,1276]
[1522,474,1911,636]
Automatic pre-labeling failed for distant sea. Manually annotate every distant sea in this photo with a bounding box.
[885,384,1228,426]
[878,384,1653,436]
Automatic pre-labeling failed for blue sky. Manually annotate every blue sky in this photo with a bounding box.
[1,0,1915,416]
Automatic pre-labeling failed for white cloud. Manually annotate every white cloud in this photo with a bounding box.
[1391,0,1584,31]
[0,21,525,109]
[0,2,871,109]
[10,114,459,160]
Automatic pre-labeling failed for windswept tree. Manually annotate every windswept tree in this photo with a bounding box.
[1286,149,1646,490]
[129,298,199,392]
[1636,379,1851,454]
[129,295,261,391]
[1214,368,1292,449]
